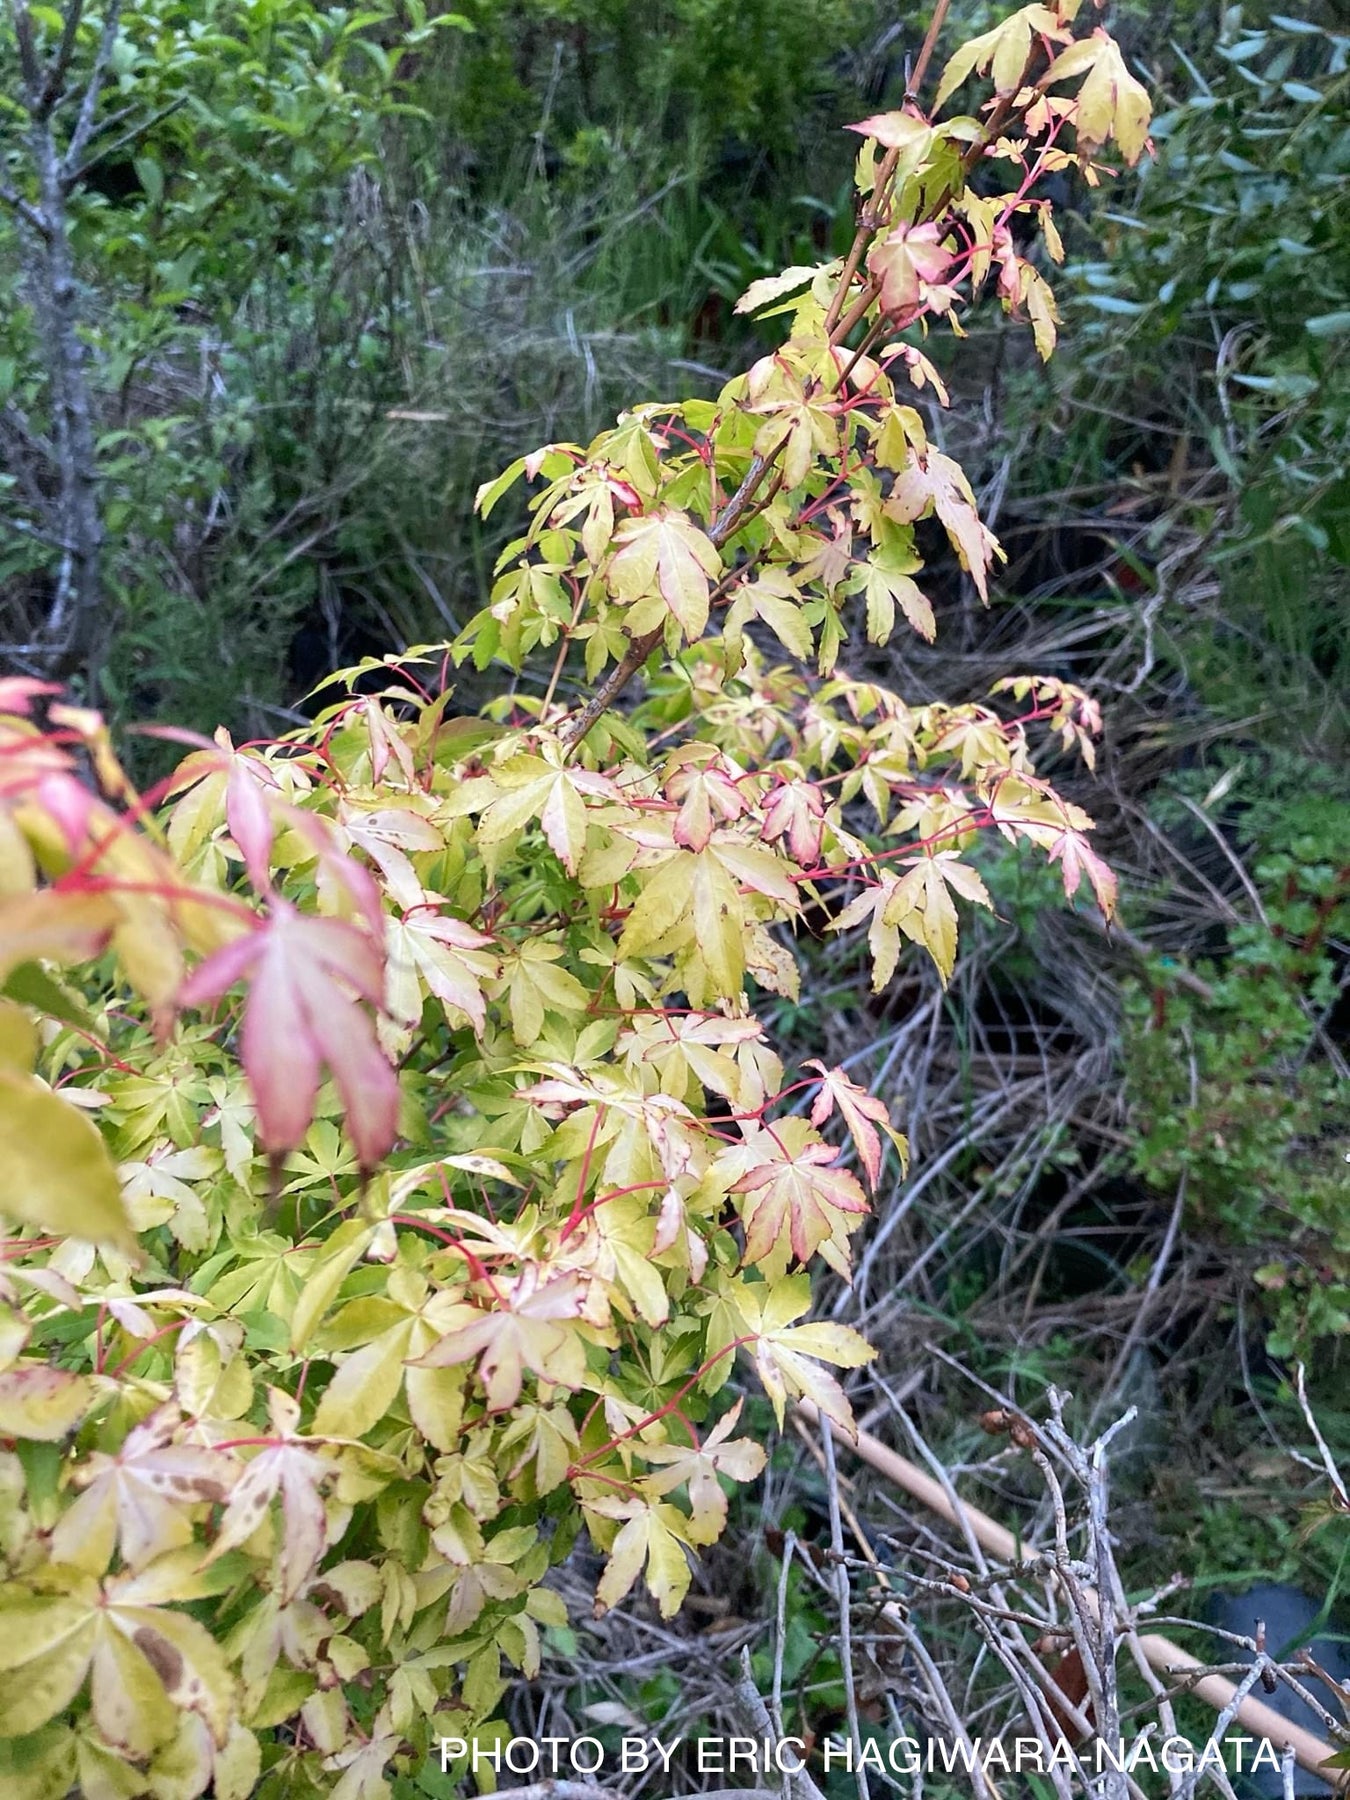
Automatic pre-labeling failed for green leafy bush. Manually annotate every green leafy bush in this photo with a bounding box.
[1125,761,1350,1358]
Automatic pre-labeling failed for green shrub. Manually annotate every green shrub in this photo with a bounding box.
[1125,759,1350,1358]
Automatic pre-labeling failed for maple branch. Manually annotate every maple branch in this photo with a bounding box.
[558,447,781,756]
[63,0,124,178]
[822,0,951,337]
[0,173,49,238]
[906,0,952,104]
[555,22,1049,761]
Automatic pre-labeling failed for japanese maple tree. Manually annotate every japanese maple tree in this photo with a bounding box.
[0,5,1147,1796]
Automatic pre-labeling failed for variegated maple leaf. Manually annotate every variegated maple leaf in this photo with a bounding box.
[587,1494,695,1619]
[639,1400,767,1545]
[664,749,747,853]
[179,899,399,1169]
[830,854,992,989]
[454,751,616,878]
[1045,28,1152,165]
[50,1402,235,1574]
[761,779,826,867]
[886,449,1004,602]
[412,1268,589,1412]
[385,906,497,1038]
[203,1389,330,1603]
[618,1009,764,1102]
[607,508,722,642]
[732,1117,869,1266]
[727,1274,875,1435]
[866,221,955,318]
[0,1549,236,1751]
[804,1059,907,1192]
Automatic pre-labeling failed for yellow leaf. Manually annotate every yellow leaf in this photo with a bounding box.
[1072,32,1152,165]
[691,852,744,998]
[289,1220,375,1353]
[884,860,960,986]
[608,510,721,642]
[617,852,697,962]
[1023,264,1060,360]
[0,1070,134,1249]
[311,1320,414,1440]
[0,1596,96,1736]
[0,999,38,1071]
[0,890,117,984]
[591,1498,693,1619]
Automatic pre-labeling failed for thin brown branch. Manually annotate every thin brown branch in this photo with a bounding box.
[906,0,952,103]
[794,1397,1344,1785]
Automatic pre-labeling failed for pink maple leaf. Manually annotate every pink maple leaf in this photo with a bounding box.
[804,1058,899,1192]
[180,899,399,1169]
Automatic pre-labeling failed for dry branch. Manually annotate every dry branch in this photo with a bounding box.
[793,1398,1343,1786]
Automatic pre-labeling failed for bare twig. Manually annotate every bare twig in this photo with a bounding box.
[794,1397,1344,1784]
[821,1424,871,1800]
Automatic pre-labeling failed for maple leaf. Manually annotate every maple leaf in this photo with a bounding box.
[804,1059,907,1192]
[1047,828,1118,919]
[179,899,399,1170]
[640,1400,767,1546]
[225,748,282,893]
[119,1144,220,1249]
[0,1362,95,1439]
[361,697,416,789]
[828,873,906,992]
[518,1065,703,1186]
[729,1275,875,1435]
[618,839,798,1003]
[0,888,117,985]
[588,1494,694,1619]
[443,1552,529,1636]
[664,751,747,854]
[723,567,813,668]
[886,450,1004,602]
[0,1069,135,1250]
[497,1401,579,1495]
[498,938,590,1045]
[1023,265,1061,361]
[846,109,932,154]
[761,780,825,868]
[618,1009,763,1103]
[175,1318,254,1422]
[412,1269,589,1412]
[0,1549,236,1750]
[1046,29,1152,166]
[866,221,954,318]
[203,1389,330,1603]
[996,240,1061,360]
[324,1722,403,1800]
[339,802,443,911]
[464,752,615,878]
[50,1403,235,1574]
[857,556,936,645]
[607,508,722,642]
[385,907,496,1038]
[935,4,1069,108]
[733,1117,869,1267]
[733,261,839,316]
[308,1271,468,1448]
[744,373,841,491]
